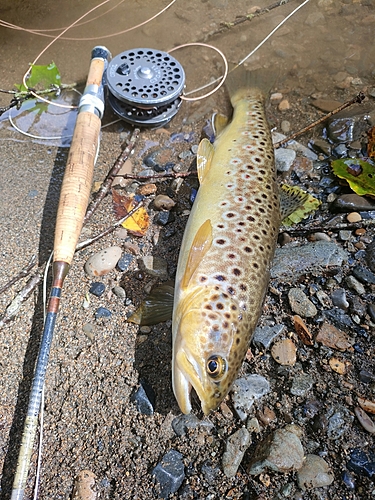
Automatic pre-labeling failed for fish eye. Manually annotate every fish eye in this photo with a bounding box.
[206,355,227,379]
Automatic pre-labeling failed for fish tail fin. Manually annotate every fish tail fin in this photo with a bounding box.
[226,65,277,105]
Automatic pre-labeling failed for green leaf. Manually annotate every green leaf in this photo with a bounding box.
[15,62,61,92]
[281,185,321,227]
[331,158,375,197]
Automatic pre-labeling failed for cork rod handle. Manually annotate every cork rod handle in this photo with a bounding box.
[53,51,108,265]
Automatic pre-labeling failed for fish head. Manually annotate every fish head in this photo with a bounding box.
[172,287,247,415]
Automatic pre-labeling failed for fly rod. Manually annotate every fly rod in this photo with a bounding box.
[11,45,111,500]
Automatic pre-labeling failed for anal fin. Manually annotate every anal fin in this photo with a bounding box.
[181,219,213,289]
[127,284,174,326]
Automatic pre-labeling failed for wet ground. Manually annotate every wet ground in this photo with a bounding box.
[1,1,375,499]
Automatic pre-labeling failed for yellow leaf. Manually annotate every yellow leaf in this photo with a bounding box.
[112,189,149,237]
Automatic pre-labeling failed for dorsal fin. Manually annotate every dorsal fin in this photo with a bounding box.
[197,139,214,184]
[212,112,229,136]
[279,184,309,220]
[181,219,213,289]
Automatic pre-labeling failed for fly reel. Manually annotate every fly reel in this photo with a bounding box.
[106,48,185,127]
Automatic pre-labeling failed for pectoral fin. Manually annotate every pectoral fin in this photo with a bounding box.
[181,219,213,289]
[127,284,174,325]
[197,139,214,183]
[279,184,310,220]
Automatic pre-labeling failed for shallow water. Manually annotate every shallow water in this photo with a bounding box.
[0,0,374,143]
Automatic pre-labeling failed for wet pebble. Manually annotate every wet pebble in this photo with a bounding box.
[329,357,348,375]
[89,282,105,297]
[346,275,366,295]
[154,210,175,226]
[297,454,334,490]
[95,307,112,320]
[323,308,356,332]
[271,338,297,366]
[152,450,185,498]
[84,247,122,277]
[309,138,331,157]
[290,372,314,396]
[288,288,317,318]
[112,286,126,300]
[222,427,251,478]
[71,470,97,500]
[278,99,290,111]
[353,265,375,285]
[331,193,375,212]
[248,424,304,474]
[342,470,356,490]
[271,241,348,279]
[326,404,354,440]
[139,255,168,278]
[143,147,173,171]
[137,183,157,195]
[331,288,349,309]
[252,324,285,350]
[131,379,155,415]
[315,322,353,351]
[82,323,95,341]
[358,397,375,415]
[359,369,375,384]
[354,406,375,434]
[171,414,214,437]
[311,98,343,112]
[347,449,375,479]
[154,194,176,210]
[366,240,375,272]
[347,212,362,223]
[231,374,270,421]
[200,461,219,485]
[280,120,290,133]
[117,253,134,272]
[274,148,296,172]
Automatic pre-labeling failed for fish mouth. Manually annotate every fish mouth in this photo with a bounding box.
[173,349,219,415]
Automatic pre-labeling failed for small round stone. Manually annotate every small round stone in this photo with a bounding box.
[84,246,122,277]
[347,212,362,223]
[89,282,105,297]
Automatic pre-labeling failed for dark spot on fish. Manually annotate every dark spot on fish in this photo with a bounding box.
[253,263,259,269]
[209,313,216,320]
[253,234,260,240]
[228,287,235,295]
[239,221,245,226]
[221,201,228,206]
[225,313,231,319]
[255,198,262,204]
[262,229,267,235]
[216,239,226,245]
[246,165,254,170]
[233,268,241,276]
[255,157,262,163]
[217,224,224,229]
[228,253,236,259]
[217,302,224,309]
[259,207,265,213]
[262,193,268,199]
[215,275,226,281]
[223,321,229,329]
[205,304,213,310]
[240,284,247,291]
[227,212,235,218]
[244,246,252,253]
[200,276,207,282]
[247,216,255,222]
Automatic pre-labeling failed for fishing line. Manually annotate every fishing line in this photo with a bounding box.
[0,0,126,35]
[168,43,228,101]
[184,0,311,97]
[0,0,177,41]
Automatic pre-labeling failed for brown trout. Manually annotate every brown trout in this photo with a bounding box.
[172,68,304,415]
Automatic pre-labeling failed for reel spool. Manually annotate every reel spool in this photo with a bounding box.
[106,48,185,127]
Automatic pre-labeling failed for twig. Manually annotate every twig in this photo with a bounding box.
[117,170,197,181]
[274,92,366,149]
[83,127,140,224]
[0,272,41,327]
[76,201,144,251]
[0,83,76,116]
[198,0,290,42]
[0,254,37,295]
[282,217,375,236]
